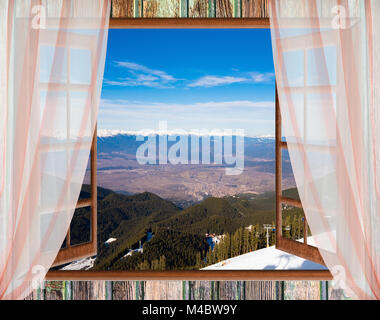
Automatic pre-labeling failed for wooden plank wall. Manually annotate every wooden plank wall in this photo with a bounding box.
[111,0,269,18]
[110,0,361,18]
[30,0,357,301]
[25,280,351,300]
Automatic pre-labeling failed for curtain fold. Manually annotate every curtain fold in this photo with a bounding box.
[0,0,110,300]
[269,0,380,299]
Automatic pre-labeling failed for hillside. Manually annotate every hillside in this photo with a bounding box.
[69,185,303,270]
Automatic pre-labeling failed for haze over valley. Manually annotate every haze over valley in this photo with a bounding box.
[83,133,295,207]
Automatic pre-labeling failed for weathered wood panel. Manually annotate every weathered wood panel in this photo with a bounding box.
[189,0,209,18]
[242,0,268,18]
[24,286,44,300]
[277,0,307,18]
[24,291,37,300]
[187,281,213,300]
[26,280,348,300]
[110,0,360,19]
[71,281,106,300]
[327,281,353,300]
[216,0,233,18]
[41,0,103,18]
[218,281,245,300]
[71,281,92,300]
[283,281,322,300]
[144,281,183,300]
[277,0,360,19]
[245,281,279,300]
[320,0,360,18]
[112,281,137,300]
[112,0,135,18]
[43,281,64,300]
[143,0,181,18]
[91,281,107,300]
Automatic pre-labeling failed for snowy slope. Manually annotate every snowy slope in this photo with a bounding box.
[202,237,327,270]
[60,257,95,271]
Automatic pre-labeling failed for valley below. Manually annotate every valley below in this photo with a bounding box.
[83,134,295,207]
[64,134,302,271]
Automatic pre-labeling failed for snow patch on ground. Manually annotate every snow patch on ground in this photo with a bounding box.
[105,237,117,244]
[202,237,327,270]
[60,257,95,271]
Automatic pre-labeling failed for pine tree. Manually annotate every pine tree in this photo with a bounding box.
[151,259,159,270]
[137,260,150,270]
[292,215,298,240]
[195,252,202,269]
[284,216,291,238]
[242,228,249,254]
[223,234,230,259]
[159,255,166,270]
[271,221,276,245]
[297,215,301,239]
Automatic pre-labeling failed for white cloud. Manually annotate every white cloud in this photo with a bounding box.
[105,61,178,88]
[98,99,275,137]
[191,100,274,108]
[105,62,274,89]
[188,76,248,88]
[188,72,275,88]
[249,72,275,83]
[104,78,173,88]
[100,99,274,110]
[114,61,176,81]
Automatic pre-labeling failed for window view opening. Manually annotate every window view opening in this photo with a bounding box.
[64,29,325,271]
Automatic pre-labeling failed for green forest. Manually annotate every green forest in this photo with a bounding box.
[68,185,307,270]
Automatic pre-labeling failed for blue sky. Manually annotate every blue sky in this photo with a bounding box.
[99,28,275,137]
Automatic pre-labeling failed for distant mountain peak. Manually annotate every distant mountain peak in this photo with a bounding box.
[98,129,274,139]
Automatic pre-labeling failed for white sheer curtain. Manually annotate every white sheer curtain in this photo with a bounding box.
[270,0,380,299]
[0,0,110,299]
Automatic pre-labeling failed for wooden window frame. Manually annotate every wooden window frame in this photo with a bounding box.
[47,17,332,280]
[37,29,99,268]
[51,128,97,267]
[275,88,326,266]
[274,26,344,269]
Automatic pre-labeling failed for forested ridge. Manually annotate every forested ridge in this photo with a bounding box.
[69,185,305,270]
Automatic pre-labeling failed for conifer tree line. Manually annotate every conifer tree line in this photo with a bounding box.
[97,211,307,271]
[198,213,308,268]
[137,255,166,270]
[72,185,308,270]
